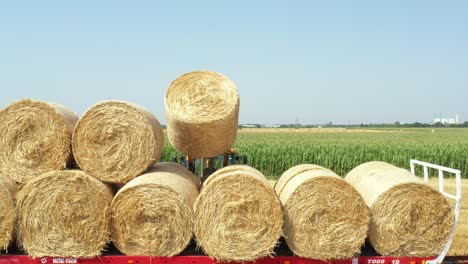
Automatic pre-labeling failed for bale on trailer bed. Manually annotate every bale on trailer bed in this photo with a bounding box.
[275,164,369,260]
[16,170,113,258]
[274,164,335,194]
[0,99,78,184]
[345,161,453,257]
[0,175,17,252]
[111,162,200,256]
[165,71,240,158]
[73,101,164,184]
[201,164,263,189]
[194,165,282,262]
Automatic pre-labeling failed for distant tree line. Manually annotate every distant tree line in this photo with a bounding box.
[238,121,468,128]
[389,121,468,128]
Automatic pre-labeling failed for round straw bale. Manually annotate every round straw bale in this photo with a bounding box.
[345,161,453,256]
[276,164,369,260]
[0,175,17,252]
[202,164,262,190]
[165,71,240,158]
[274,164,333,195]
[0,99,78,184]
[73,101,164,184]
[16,170,113,258]
[194,166,282,262]
[111,162,200,256]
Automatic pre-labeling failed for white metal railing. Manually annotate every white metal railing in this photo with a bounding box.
[410,159,462,264]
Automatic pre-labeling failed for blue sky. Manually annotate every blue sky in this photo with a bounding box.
[0,1,467,124]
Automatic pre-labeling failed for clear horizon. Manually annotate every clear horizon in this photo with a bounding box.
[1,1,466,124]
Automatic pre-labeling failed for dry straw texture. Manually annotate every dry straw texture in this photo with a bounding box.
[0,99,78,184]
[16,170,113,258]
[165,71,240,158]
[429,178,468,256]
[0,174,17,252]
[274,164,334,195]
[194,165,283,262]
[345,161,453,256]
[275,164,369,260]
[111,162,200,256]
[73,101,164,184]
[202,164,263,190]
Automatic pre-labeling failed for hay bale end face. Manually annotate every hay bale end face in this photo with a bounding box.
[0,99,78,184]
[345,161,453,256]
[194,165,282,262]
[16,170,113,258]
[111,162,200,256]
[276,164,369,260]
[0,175,17,252]
[73,101,164,184]
[165,71,240,158]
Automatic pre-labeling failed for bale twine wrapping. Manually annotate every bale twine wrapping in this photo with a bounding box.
[194,165,282,262]
[165,71,240,158]
[0,175,17,252]
[73,101,164,184]
[111,162,200,256]
[0,99,78,184]
[16,170,113,258]
[345,161,453,256]
[275,164,369,260]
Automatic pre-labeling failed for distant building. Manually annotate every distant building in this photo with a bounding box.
[240,124,257,128]
[433,114,460,125]
[261,124,281,128]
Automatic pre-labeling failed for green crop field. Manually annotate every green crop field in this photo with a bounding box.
[162,127,468,179]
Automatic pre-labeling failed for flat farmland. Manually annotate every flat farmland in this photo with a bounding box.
[162,127,468,178]
[233,127,468,178]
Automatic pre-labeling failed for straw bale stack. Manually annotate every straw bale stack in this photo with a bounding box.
[0,99,78,183]
[345,161,453,256]
[111,162,200,256]
[0,175,17,251]
[275,164,369,260]
[165,71,239,158]
[194,165,282,262]
[73,101,164,184]
[16,170,112,258]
